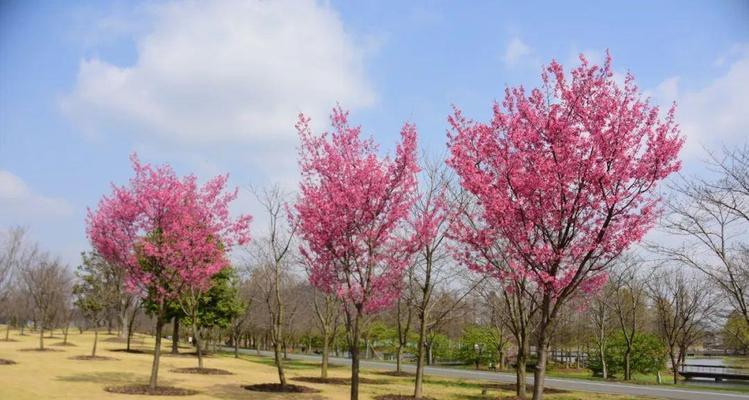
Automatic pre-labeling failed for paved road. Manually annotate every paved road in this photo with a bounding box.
[232,348,749,400]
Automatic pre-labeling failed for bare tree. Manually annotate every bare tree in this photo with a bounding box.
[393,271,415,374]
[588,286,612,379]
[74,251,120,357]
[20,253,72,350]
[247,185,298,387]
[412,156,480,398]
[607,257,648,380]
[230,278,253,358]
[312,288,340,379]
[660,146,749,334]
[648,268,717,384]
[0,227,28,301]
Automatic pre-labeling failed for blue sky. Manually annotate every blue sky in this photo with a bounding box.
[1,0,748,265]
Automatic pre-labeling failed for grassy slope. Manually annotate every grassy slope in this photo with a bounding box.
[0,326,653,400]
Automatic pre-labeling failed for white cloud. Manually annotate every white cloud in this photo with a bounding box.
[503,37,534,67]
[61,0,375,146]
[651,44,749,158]
[0,171,72,219]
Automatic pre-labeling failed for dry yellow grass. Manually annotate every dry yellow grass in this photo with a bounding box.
[0,326,653,400]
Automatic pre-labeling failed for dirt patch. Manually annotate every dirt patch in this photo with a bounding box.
[18,348,63,352]
[0,359,17,365]
[171,367,232,375]
[104,385,198,396]
[375,370,415,377]
[164,351,214,357]
[102,337,128,343]
[109,348,146,354]
[293,376,387,385]
[51,342,77,347]
[243,383,320,393]
[69,355,119,361]
[374,395,436,400]
[0,338,18,342]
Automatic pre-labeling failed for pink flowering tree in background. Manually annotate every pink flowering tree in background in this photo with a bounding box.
[447,54,683,400]
[87,154,250,391]
[294,107,419,400]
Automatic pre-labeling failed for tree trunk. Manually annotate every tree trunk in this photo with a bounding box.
[624,347,632,380]
[321,331,330,379]
[126,306,137,352]
[532,339,549,400]
[92,329,98,357]
[148,307,165,390]
[414,308,428,398]
[63,323,69,345]
[171,317,179,354]
[671,353,679,384]
[427,342,433,365]
[234,331,239,358]
[118,298,129,340]
[396,344,403,373]
[599,343,608,379]
[517,346,528,399]
[193,322,204,369]
[273,339,287,386]
[350,311,362,400]
[6,323,10,341]
[38,323,44,350]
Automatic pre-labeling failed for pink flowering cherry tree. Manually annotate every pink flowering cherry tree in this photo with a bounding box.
[447,54,683,400]
[294,107,419,400]
[87,154,250,391]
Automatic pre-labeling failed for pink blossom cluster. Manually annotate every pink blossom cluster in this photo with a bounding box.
[447,53,683,297]
[294,107,419,314]
[86,154,251,301]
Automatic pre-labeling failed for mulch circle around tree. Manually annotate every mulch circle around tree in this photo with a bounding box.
[171,367,233,375]
[104,385,198,396]
[374,370,415,377]
[374,395,436,400]
[51,342,77,347]
[68,355,119,361]
[0,338,19,342]
[109,348,146,354]
[0,359,17,365]
[18,348,63,352]
[242,383,321,393]
[293,376,387,385]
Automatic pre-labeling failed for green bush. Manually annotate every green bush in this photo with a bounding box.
[588,332,667,377]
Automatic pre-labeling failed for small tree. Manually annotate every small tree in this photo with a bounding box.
[74,251,119,357]
[249,185,297,387]
[648,269,716,384]
[588,332,667,378]
[311,289,340,379]
[456,326,496,369]
[87,154,250,390]
[295,107,419,400]
[20,253,71,350]
[447,54,683,400]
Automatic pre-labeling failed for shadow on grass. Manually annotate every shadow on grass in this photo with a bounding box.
[56,371,178,387]
[423,378,569,394]
[237,355,341,371]
[204,383,328,400]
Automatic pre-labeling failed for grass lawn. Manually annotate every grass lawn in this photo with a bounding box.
[0,326,656,400]
[544,367,749,394]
